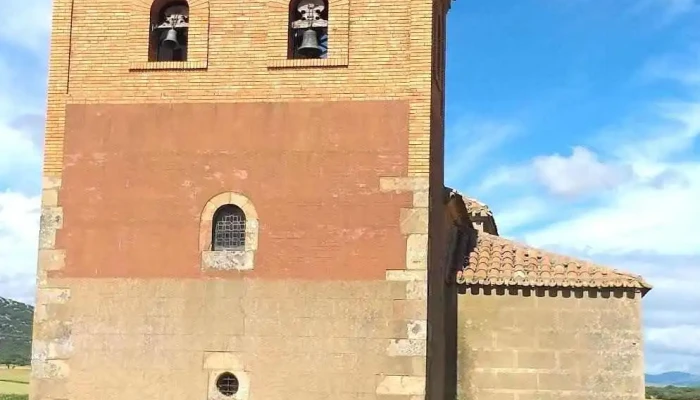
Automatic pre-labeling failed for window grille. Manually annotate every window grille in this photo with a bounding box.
[215,372,240,396]
[212,205,246,251]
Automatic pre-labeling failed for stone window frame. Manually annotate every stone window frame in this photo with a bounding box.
[200,192,259,272]
[265,0,349,69]
[128,0,210,71]
[203,352,250,400]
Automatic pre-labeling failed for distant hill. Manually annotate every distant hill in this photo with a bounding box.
[646,371,700,387]
[0,297,33,366]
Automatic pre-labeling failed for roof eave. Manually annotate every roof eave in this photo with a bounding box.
[456,271,654,295]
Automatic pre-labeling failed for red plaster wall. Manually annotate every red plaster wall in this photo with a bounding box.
[54,101,411,280]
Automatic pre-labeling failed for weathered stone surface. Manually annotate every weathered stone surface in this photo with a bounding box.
[387,339,427,356]
[41,189,59,206]
[37,279,430,399]
[405,281,428,299]
[31,359,70,379]
[386,270,427,281]
[379,177,430,192]
[407,319,427,339]
[38,250,66,272]
[458,288,645,399]
[412,190,429,207]
[203,351,244,370]
[406,234,428,270]
[42,176,61,190]
[201,250,254,271]
[36,288,71,306]
[400,208,429,234]
[38,207,63,250]
[32,337,74,361]
[376,375,426,395]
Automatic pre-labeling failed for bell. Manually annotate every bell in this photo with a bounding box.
[297,29,322,58]
[161,28,179,49]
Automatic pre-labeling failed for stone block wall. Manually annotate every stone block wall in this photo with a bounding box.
[457,286,645,400]
[37,278,430,400]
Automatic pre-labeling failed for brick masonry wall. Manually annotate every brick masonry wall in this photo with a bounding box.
[34,0,449,398]
[457,286,645,400]
[42,0,447,178]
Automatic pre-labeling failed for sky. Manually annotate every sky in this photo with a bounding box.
[0,0,699,375]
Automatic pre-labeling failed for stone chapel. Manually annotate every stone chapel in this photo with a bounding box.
[30,0,650,398]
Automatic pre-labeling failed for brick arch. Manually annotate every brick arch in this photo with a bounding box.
[128,0,210,70]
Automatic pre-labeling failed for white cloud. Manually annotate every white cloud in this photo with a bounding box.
[639,51,700,86]
[0,0,52,54]
[630,0,700,23]
[0,191,40,304]
[445,118,520,185]
[524,166,700,255]
[523,97,700,255]
[463,45,700,373]
[0,0,50,304]
[0,122,42,185]
[646,326,700,357]
[656,0,698,16]
[0,57,45,192]
[531,146,635,198]
[487,196,552,232]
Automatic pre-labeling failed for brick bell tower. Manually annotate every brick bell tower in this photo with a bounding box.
[31,0,453,397]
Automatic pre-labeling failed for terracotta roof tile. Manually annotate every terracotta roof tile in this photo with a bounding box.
[456,231,651,291]
[464,197,493,217]
[447,188,493,217]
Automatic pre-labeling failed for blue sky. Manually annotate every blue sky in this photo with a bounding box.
[0,0,699,375]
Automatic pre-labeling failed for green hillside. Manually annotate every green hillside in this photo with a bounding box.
[0,298,33,366]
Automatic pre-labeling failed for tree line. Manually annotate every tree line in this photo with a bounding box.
[0,354,30,369]
[647,386,700,399]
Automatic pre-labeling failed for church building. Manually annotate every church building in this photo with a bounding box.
[30,0,650,398]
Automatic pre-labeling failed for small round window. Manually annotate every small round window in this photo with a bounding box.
[216,372,239,397]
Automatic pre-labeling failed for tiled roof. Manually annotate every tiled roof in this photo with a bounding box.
[456,231,651,291]
[447,188,493,217]
[464,197,493,217]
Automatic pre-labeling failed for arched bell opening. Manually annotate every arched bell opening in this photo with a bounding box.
[149,0,190,62]
[288,0,329,59]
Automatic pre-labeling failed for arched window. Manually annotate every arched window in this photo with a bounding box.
[288,0,328,59]
[149,0,189,62]
[212,205,246,251]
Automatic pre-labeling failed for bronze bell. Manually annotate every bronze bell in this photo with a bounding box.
[162,28,179,49]
[297,29,322,58]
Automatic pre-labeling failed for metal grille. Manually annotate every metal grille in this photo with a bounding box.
[215,372,239,396]
[213,205,246,251]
